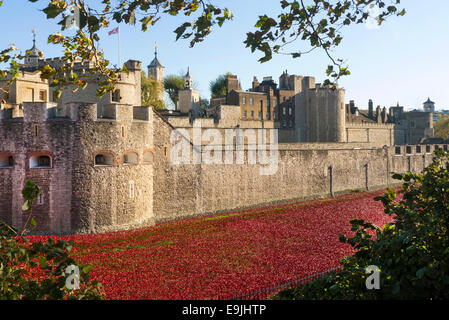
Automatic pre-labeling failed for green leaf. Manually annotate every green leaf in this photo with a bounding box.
[22,201,31,211]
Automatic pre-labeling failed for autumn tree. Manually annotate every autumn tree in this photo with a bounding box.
[434,116,449,140]
[141,72,165,110]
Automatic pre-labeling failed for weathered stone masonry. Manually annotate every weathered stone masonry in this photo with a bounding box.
[0,103,443,234]
[0,102,154,234]
[152,109,441,223]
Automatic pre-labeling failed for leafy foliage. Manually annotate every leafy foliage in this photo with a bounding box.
[245,0,404,84]
[0,0,233,98]
[141,72,165,110]
[164,74,184,108]
[273,150,449,300]
[209,72,240,99]
[434,116,449,140]
[0,0,404,97]
[0,180,104,300]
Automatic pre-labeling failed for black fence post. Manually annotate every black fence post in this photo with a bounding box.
[329,165,334,197]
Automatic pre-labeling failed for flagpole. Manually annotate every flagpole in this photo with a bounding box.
[118,26,121,67]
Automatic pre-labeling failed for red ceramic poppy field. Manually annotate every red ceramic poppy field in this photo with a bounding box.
[30,190,394,300]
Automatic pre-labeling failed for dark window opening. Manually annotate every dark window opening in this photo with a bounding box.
[38,156,50,167]
[30,154,52,169]
[95,153,113,166]
[0,155,14,168]
[112,89,121,103]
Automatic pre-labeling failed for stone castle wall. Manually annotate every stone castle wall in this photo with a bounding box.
[152,108,439,223]
[0,102,154,234]
[345,123,395,146]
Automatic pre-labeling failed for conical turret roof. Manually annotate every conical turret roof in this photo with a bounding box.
[424,97,435,104]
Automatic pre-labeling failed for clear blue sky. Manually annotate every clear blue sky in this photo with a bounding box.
[1,0,448,110]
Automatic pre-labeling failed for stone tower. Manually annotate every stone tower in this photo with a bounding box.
[183,67,194,89]
[178,67,200,116]
[423,97,435,113]
[147,43,164,101]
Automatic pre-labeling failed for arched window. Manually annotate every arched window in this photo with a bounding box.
[143,151,153,164]
[30,154,52,169]
[123,152,138,165]
[0,153,13,168]
[95,152,114,166]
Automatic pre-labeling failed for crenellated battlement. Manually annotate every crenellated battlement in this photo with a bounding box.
[0,102,152,123]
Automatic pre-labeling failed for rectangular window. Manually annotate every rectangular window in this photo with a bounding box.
[288,107,292,115]
[250,111,254,118]
[410,120,415,128]
[266,112,270,120]
[273,99,276,107]
[242,97,246,105]
[112,89,121,102]
[39,90,47,101]
[282,107,286,116]
[250,98,254,106]
[258,111,262,119]
[289,120,293,128]
[243,110,247,118]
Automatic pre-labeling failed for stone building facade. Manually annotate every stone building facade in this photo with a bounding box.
[223,73,298,130]
[345,100,434,145]
[206,71,433,146]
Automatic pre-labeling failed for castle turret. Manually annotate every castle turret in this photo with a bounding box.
[147,43,164,101]
[423,97,435,113]
[178,67,200,116]
[184,67,194,90]
[24,30,44,68]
